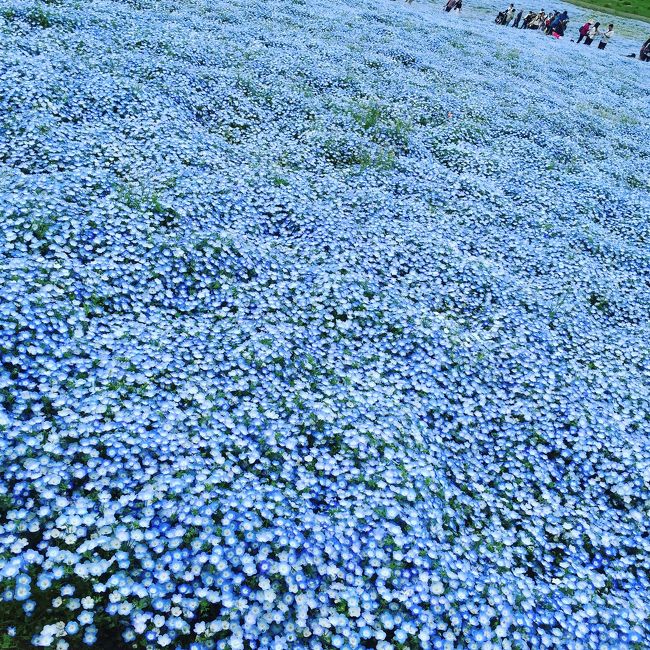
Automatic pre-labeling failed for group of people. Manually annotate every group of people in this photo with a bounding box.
[496,4,615,49]
[575,19,614,49]
[496,6,569,35]
[396,0,650,62]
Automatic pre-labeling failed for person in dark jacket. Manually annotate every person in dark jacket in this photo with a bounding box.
[496,4,515,24]
[543,10,557,33]
[547,10,567,35]
[512,9,523,27]
[555,18,568,37]
[521,10,536,27]
[641,37,650,61]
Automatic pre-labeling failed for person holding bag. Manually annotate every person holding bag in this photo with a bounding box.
[583,22,600,46]
[577,20,591,43]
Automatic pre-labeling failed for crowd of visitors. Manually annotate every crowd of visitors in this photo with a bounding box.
[496,6,570,35]
[397,0,650,62]
[495,4,618,49]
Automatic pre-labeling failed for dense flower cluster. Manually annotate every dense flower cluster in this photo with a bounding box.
[1,0,649,647]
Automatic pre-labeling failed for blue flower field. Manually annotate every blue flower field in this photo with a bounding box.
[1,0,649,648]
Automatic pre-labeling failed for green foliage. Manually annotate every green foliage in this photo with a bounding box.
[352,148,397,171]
[495,47,520,62]
[32,218,52,240]
[0,7,17,21]
[588,292,611,314]
[354,104,383,130]
[568,0,650,21]
[26,6,54,28]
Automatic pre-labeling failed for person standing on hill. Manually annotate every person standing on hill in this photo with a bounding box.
[512,9,523,27]
[504,4,516,25]
[555,16,569,36]
[521,10,534,27]
[545,11,556,34]
[598,24,614,50]
[544,11,558,33]
[641,37,650,61]
[547,10,568,35]
[584,21,600,45]
[524,9,543,28]
[577,20,592,43]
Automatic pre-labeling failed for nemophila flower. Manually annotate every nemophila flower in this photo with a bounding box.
[64,621,79,635]
[14,585,31,601]
[82,627,97,645]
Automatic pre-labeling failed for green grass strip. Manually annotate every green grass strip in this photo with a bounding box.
[564,0,650,23]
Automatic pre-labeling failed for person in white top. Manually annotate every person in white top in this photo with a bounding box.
[598,24,614,50]
[583,21,600,46]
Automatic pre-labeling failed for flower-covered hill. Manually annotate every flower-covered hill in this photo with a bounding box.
[1,0,649,648]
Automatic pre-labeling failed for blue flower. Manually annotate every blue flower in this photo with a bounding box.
[65,621,79,635]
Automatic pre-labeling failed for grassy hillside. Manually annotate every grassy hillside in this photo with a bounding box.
[567,0,650,22]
